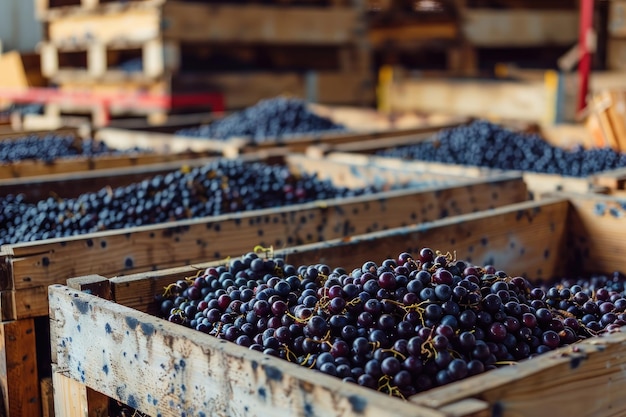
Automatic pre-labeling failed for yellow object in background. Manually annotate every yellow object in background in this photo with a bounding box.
[377,65,393,114]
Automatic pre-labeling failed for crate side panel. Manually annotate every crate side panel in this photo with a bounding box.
[411,331,626,417]
[567,194,626,276]
[7,177,528,318]
[282,199,570,281]
[49,285,445,417]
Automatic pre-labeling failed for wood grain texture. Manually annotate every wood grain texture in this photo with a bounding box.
[4,176,528,320]
[0,319,41,417]
[280,198,570,281]
[162,2,361,45]
[40,377,54,417]
[566,193,626,276]
[52,372,89,417]
[411,330,626,417]
[49,285,445,417]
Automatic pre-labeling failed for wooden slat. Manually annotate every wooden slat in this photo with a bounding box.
[386,78,551,123]
[369,22,459,48]
[162,2,361,45]
[0,319,41,417]
[97,115,464,159]
[40,377,54,417]
[463,9,579,47]
[4,176,529,319]
[566,193,626,276]
[47,7,160,45]
[0,127,79,140]
[410,330,626,417]
[49,285,446,417]
[0,154,228,201]
[594,166,626,190]
[280,198,570,280]
[67,274,112,299]
[52,372,89,417]
[38,0,164,21]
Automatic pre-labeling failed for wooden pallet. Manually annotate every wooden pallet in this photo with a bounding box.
[39,0,366,81]
[0,154,528,416]
[48,192,626,417]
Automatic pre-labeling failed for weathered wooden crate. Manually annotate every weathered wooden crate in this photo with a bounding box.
[0,151,528,417]
[48,192,626,417]
[305,132,626,196]
[96,107,467,158]
[0,117,224,179]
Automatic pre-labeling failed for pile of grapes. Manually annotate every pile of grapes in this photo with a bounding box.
[175,98,346,142]
[157,249,625,398]
[377,120,626,177]
[0,134,149,164]
[0,159,380,245]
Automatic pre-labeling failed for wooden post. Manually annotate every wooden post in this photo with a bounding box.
[0,319,41,417]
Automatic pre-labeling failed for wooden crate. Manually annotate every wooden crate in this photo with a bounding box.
[0,154,527,417]
[304,132,618,196]
[48,192,626,417]
[0,116,226,179]
[95,107,467,157]
[379,70,626,125]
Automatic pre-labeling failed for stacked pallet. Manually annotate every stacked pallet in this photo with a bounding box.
[35,0,373,125]
[367,0,475,75]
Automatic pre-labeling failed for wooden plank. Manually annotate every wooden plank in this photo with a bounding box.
[281,198,570,280]
[369,22,458,48]
[410,330,626,417]
[47,7,160,45]
[0,319,41,417]
[38,0,164,20]
[566,193,626,276]
[594,166,626,190]
[463,9,579,47]
[161,2,361,45]
[52,372,89,417]
[66,274,112,299]
[387,78,551,123]
[97,118,460,158]
[0,154,226,202]
[49,284,446,417]
[3,175,528,319]
[40,377,54,417]
[0,126,79,140]
[325,151,593,196]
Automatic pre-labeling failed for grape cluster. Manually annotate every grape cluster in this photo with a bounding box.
[0,159,379,245]
[157,248,624,398]
[176,98,346,142]
[377,120,626,177]
[0,134,149,164]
